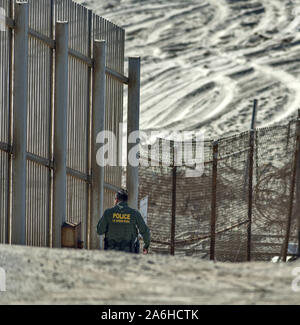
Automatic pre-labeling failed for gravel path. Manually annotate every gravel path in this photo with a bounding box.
[0,245,299,305]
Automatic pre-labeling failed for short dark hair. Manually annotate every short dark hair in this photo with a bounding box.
[116,189,128,202]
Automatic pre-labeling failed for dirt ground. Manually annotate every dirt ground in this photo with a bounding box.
[0,244,299,305]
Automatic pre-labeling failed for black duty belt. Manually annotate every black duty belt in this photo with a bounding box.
[104,238,140,254]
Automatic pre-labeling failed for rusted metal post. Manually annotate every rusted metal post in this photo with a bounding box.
[296,109,300,256]
[210,141,218,260]
[159,138,163,168]
[252,99,259,187]
[251,99,258,130]
[245,99,257,261]
[53,22,68,248]
[244,99,258,197]
[11,2,29,245]
[148,144,151,166]
[247,129,255,261]
[170,140,176,256]
[282,120,300,262]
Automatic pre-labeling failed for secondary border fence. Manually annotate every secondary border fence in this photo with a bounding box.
[139,115,300,262]
[0,0,140,249]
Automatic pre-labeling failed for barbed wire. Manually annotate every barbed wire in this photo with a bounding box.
[139,118,299,261]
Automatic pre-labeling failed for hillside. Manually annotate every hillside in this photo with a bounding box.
[79,0,300,137]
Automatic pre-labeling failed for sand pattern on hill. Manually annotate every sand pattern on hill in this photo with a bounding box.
[79,0,300,138]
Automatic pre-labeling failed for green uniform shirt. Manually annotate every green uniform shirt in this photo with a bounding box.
[97,201,151,249]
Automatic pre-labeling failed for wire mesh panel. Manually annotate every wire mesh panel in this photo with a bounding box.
[139,139,174,253]
[174,140,213,257]
[139,163,173,254]
[139,123,299,261]
[0,0,11,243]
[214,133,250,262]
[252,122,298,260]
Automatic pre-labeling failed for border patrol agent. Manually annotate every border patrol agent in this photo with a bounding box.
[97,189,151,254]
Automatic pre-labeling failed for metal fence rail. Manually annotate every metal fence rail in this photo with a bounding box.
[0,0,138,249]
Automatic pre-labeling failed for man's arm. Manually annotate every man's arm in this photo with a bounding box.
[136,212,151,250]
[97,210,109,235]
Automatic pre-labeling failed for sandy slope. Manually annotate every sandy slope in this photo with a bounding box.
[0,244,299,304]
[78,0,300,138]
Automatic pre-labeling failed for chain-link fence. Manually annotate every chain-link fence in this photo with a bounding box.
[139,118,300,262]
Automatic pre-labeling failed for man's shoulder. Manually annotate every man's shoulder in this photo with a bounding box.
[126,206,142,217]
[103,207,116,215]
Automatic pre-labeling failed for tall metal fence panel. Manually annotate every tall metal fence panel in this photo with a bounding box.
[139,118,300,262]
[0,0,126,248]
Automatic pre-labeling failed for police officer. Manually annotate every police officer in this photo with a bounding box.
[97,189,151,254]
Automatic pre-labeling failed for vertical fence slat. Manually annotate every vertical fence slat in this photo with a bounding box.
[127,57,141,209]
[11,2,29,245]
[210,141,218,260]
[53,21,68,248]
[91,40,106,250]
[86,9,92,249]
[48,0,55,247]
